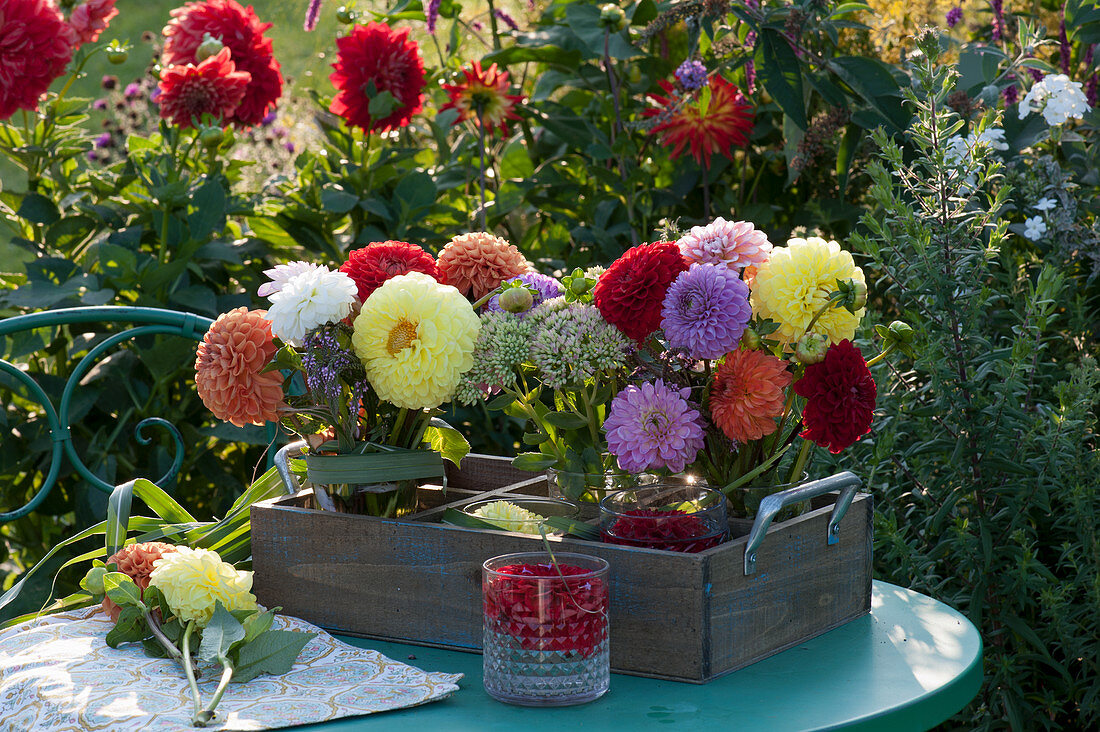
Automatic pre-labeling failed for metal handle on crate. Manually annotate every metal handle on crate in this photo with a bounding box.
[274,440,309,495]
[743,471,862,575]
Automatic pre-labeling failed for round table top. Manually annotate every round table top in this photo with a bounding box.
[296,580,983,731]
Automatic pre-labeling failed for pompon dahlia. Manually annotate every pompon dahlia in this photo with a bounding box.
[194,307,284,427]
[257,261,324,298]
[101,541,178,622]
[485,272,563,316]
[351,272,480,409]
[594,241,688,343]
[0,0,75,120]
[68,0,118,47]
[793,339,876,454]
[440,61,523,135]
[708,348,792,443]
[339,241,444,302]
[661,264,752,360]
[265,266,358,346]
[162,0,283,126]
[643,76,753,168]
[750,236,866,349]
[604,380,705,474]
[437,232,529,299]
[677,217,771,270]
[330,22,425,133]
[157,48,251,128]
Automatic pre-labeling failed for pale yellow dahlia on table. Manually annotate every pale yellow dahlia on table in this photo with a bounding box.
[351,272,481,409]
[750,237,865,348]
[149,547,256,627]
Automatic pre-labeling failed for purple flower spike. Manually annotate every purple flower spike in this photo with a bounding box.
[604,380,706,474]
[661,264,752,360]
[304,0,323,31]
[675,60,708,91]
[946,6,962,28]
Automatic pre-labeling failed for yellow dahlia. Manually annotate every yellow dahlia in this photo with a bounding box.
[149,546,256,627]
[750,237,866,349]
[472,500,547,535]
[351,272,481,409]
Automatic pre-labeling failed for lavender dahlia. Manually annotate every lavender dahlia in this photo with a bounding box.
[604,381,705,474]
[485,272,564,316]
[661,264,752,360]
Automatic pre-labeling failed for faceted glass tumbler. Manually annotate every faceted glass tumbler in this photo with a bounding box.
[482,552,610,706]
[599,484,729,552]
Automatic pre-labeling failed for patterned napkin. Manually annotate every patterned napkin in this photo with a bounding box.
[0,606,462,731]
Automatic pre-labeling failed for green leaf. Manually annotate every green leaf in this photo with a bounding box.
[231,630,316,683]
[17,193,61,225]
[424,418,471,467]
[836,123,861,194]
[756,29,807,130]
[105,606,148,648]
[243,609,276,644]
[103,572,144,608]
[440,508,501,530]
[188,179,226,241]
[828,56,907,133]
[485,393,517,410]
[511,452,558,472]
[368,89,400,120]
[542,516,600,541]
[320,185,359,214]
[543,411,588,430]
[197,602,247,664]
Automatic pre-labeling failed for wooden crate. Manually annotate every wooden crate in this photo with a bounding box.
[250,454,872,683]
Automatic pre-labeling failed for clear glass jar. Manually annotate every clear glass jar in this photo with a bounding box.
[546,467,656,504]
[482,552,610,706]
[599,484,729,552]
[461,497,579,536]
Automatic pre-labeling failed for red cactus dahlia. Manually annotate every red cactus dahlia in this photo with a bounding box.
[793,339,877,454]
[162,0,283,126]
[330,22,426,133]
[339,241,445,302]
[593,241,688,343]
[643,76,753,168]
[440,61,523,135]
[67,0,118,48]
[157,48,251,128]
[0,0,75,120]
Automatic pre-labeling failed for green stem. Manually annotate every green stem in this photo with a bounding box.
[865,343,896,368]
[476,105,487,231]
[787,438,814,485]
[195,661,234,726]
[182,621,204,724]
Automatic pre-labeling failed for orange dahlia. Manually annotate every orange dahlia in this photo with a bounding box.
[708,349,792,443]
[157,47,251,128]
[101,541,178,622]
[643,76,753,168]
[330,21,425,133]
[440,61,523,135]
[194,307,284,427]
[436,232,529,299]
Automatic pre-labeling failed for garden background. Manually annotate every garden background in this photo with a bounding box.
[1,0,1098,728]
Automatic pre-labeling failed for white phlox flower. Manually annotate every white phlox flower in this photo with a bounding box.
[1018,74,1091,126]
[1033,197,1057,212]
[1023,216,1048,241]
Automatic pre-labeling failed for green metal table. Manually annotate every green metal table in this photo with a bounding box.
[294,581,983,731]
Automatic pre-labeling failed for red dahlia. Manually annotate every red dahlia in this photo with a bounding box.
[67,0,119,48]
[793,339,876,454]
[162,0,283,126]
[329,22,425,134]
[440,61,523,135]
[643,76,753,168]
[339,241,444,302]
[0,0,75,120]
[157,48,251,128]
[594,241,688,342]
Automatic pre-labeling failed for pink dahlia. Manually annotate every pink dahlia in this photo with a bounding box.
[162,0,283,126]
[194,307,284,427]
[604,380,705,474]
[677,217,771,270]
[157,48,251,128]
[0,0,75,120]
[68,0,118,48]
[330,22,425,133]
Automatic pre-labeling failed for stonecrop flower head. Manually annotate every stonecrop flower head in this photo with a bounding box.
[67,0,118,47]
[676,217,772,270]
[330,21,425,133]
[1018,73,1091,126]
[529,300,632,390]
[162,0,283,126]
[339,241,444,302]
[750,236,866,349]
[661,264,752,360]
[643,75,753,168]
[708,348,792,443]
[485,272,563,316]
[264,265,358,346]
[157,47,251,128]
[194,307,284,427]
[440,61,523,135]
[436,232,529,299]
[603,380,706,474]
[594,241,688,343]
[150,547,257,627]
[0,0,75,120]
[454,311,533,404]
[793,339,876,454]
[351,272,480,409]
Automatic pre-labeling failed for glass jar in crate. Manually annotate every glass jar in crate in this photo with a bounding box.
[599,484,729,552]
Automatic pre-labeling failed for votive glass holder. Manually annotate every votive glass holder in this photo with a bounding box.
[599,485,729,553]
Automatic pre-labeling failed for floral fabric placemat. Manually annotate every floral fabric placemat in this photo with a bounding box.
[0,607,462,731]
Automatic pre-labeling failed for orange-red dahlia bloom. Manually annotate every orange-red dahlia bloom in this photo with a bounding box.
[330,22,425,133]
[594,241,688,343]
[162,0,283,126]
[194,307,284,427]
[440,61,523,135]
[708,349,792,443]
[437,232,529,299]
[157,47,251,128]
[340,241,445,302]
[0,0,75,120]
[643,76,753,168]
[101,541,178,622]
[793,339,876,454]
[68,0,118,47]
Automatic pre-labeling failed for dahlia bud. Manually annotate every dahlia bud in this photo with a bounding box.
[849,280,868,311]
[336,5,356,24]
[199,126,225,149]
[196,33,225,62]
[81,565,107,596]
[498,286,534,314]
[105,42,129,65]
[598,4,626,30]
[794,333,829,365]
[740,327,762,350]
[887,320,914,343]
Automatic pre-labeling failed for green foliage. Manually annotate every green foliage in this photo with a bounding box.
[847,30,1100,730]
